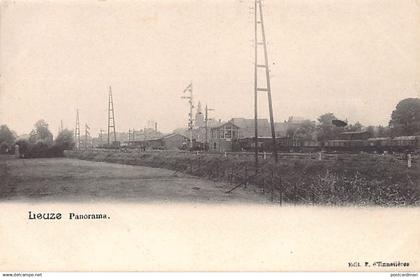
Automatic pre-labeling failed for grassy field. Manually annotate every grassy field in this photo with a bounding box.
[65,149,420,206]
[0,155,267,203]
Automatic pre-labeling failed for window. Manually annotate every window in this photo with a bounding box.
[225,126,232,139]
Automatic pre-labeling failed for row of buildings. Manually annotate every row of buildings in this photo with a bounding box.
[82,102,322,152]
[118,114,314,152]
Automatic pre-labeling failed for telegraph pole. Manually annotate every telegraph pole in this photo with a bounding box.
[107,86,117,146]
[85,124,90,150]
[99,129,104,146]
[75,109,80,150]
[128,128,135,145]
[253,0,278,165]
[205,104,214,151]
[181,83,194,150]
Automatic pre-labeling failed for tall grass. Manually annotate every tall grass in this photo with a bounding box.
[65,150,420,206]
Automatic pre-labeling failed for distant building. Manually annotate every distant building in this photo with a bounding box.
[174,115,219,147]
[287,116,306,124]
[230,118,271,138]
[230,117,293,138]
[274,122,288,137]
[209,121,240,152]
[161,133,189,150]
[128,133,188,150]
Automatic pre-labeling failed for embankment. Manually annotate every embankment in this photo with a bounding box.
[65,150,420,206]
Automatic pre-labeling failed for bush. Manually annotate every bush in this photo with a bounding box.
[15,139,67,158]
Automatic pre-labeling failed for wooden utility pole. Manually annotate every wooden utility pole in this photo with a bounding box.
[205,104,214,151]
[85,124,90,150]
[254,0,259,168]
[99,129,104,146]
[75,109,81,150]
[254,0,278,165]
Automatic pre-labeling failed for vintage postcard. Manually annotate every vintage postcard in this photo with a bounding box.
[0,0,419,272]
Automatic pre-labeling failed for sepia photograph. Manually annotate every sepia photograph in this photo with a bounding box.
[0,0,419,273]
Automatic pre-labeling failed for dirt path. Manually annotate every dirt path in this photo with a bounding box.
[0,156,267,203]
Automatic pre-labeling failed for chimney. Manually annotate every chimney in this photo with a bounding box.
[155,122,157,132]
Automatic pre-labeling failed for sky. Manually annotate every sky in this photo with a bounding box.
[1,0,419,136]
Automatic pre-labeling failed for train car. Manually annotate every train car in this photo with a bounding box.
[239,135,420,154]
[325,136,420,153]
[366,137,392,153]
[390,136,417,152]
[324,139,366,153]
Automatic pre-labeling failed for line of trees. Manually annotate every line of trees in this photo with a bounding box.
[286,112,392,144]
[286,98,420,144]
[0,119,74,158]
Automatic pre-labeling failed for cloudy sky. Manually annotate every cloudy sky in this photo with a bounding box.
[1,0,419,136]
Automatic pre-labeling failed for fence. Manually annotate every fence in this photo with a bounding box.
[79,147,418,167]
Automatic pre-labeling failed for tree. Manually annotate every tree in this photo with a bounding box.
[0,125,16,144]
[389,98,420,136]
[366,126,375,137]
[318,113,337,126]
[376,125,390,137]
[0,125,16,153]
[316,113,342,143]
[54,129,75,150]
[347,121,363,132]
[29,119,53,145]
[288,120,316,141]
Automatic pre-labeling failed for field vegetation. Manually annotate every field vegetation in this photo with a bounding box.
[65,150,420,206]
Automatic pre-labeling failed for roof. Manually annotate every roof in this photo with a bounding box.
[162,133,188,139]
[340,131,368,135]
[231,118,270,129]
[392,136,416,140]
[230,118,271,138]
[367,137,390,141]
[210,121,239,130]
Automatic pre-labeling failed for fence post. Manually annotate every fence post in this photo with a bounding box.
[318,151,322,161]
[279,177,283,206]
[190,157,193,174]
[263,152,267,160]
[244,165,248,188]
[230,166,234,185]
[311,183,315,205]
[270,167,274,202]
[262,174,265,193]
[408,153,412,168]
[224,152,227,158]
